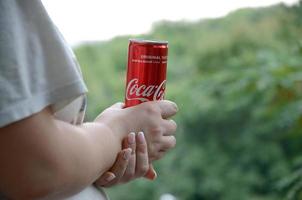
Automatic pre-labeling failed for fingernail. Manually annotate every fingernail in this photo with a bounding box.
[105,172,116,182]
[123,148,132,160]
[137,132,145,144]
[150,170,157,180]
[128,132,135,144]
[145,168,157,180]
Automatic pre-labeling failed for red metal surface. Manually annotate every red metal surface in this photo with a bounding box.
[125,39,168,107]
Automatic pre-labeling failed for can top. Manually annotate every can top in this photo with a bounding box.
[129,38,168,45]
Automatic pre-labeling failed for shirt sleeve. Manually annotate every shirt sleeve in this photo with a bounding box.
[0,0,88,128]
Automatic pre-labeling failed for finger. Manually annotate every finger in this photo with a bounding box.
[103,148,132,187]
[159,135,176,151]
[95,172,116,186]
[122,132,136,154]
[121,132,136,182]
[157,100,178,119]
[144,164,157,180]
[109,102,125,109]
[162,119,177,136]
[135,132,149,177]
[149,151,165,162]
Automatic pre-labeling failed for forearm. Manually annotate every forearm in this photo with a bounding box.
[43,120,124,198]
[0,108,126,199]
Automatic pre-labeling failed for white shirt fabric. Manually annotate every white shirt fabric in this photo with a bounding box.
[0,0,108,199]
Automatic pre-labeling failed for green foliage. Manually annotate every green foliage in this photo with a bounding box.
[74,2,302,200]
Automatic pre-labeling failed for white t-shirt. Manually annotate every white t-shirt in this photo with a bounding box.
[0,0,108,199]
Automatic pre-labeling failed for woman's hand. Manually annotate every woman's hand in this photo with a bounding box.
[95,100,178,162]
[94,132,156,187]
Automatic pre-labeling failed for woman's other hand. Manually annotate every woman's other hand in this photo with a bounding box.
[94,132,156,187]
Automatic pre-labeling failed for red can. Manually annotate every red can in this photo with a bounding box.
[125,39,168,107]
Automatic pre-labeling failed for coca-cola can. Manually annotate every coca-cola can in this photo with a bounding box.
[125,39,168,107]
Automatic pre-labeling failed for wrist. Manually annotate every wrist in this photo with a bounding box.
[82,122,122,144]
[100,122,125,143]
[94,117,129,142]
[80,122,123,173]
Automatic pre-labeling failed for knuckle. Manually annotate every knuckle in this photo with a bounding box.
[149,125,163,137]
[143,103,159,116]
[137,143,147,153]
[117,160,127,169]
[149,144,158,155]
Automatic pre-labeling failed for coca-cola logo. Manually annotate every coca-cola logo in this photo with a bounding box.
[126,78,166,102]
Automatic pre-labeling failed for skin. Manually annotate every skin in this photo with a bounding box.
[0,100,177,200]
[95,132,156,187]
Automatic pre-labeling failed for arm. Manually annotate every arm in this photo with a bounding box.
[0,107,126,200]
[0,100,177,200]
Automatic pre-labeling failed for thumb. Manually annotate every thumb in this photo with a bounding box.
[94,172,116,186]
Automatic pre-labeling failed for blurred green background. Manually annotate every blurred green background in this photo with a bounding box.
[74,2,302,200]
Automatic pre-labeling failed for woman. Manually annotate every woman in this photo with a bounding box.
[0,0,178,199]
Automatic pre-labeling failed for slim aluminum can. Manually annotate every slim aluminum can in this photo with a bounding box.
[125,39,168,107]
